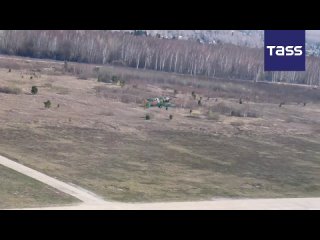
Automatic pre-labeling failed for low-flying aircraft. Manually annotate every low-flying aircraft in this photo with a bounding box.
[145,96,174,110]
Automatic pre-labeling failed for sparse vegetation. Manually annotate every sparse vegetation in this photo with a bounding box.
[31,86,38,95]
[44,100,51,108]
[0,86,21,94]
[207,110,220,120]
[192,91,196,99]
[0,53,320,205]
[111,75,119,82]
[212,102,259,118]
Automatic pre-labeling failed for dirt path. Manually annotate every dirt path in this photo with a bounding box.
[1,154,320,210]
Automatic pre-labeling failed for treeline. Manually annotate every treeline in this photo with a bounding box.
[0,30,319,86]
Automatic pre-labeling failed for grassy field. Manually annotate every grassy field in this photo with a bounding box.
[0,57,320,204]
[0,165,79,209]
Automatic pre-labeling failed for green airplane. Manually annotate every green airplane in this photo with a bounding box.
[145,97,174,110]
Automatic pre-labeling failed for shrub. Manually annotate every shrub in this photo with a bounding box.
[231,110,243,117]
[0,86,21,94]
[111,75,119,82]
[145,113,151,120]
[98,71,112,83]
[169,114,173,120]
[31,86,38,95]
[44,100,51,108]
[192,91,196,99]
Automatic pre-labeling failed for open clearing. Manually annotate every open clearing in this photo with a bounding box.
[1,55,320,208]
[1,153,320,210]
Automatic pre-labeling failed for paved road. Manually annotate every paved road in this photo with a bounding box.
[1,155,320,210]
[0,155,105,205]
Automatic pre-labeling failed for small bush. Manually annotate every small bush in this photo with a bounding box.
[231,110,243,117]
[31,86,38,95]
[0,86,21,94]
[192,91,196,99]
[169,114,173,120]
[44,100,51,108]
[120,80,126,88]
[98,71,112,83]
[145,114,151,120]
[111,75,119,82]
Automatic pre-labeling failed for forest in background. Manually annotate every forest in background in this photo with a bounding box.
[0,30,319,86]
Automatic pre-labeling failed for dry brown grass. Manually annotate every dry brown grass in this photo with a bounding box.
[0,86,22,94]
[0,57,320,203]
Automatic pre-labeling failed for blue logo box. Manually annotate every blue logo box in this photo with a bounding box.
[264,30,305,71]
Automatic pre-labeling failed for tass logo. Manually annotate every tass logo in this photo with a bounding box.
[264,30,305,71]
